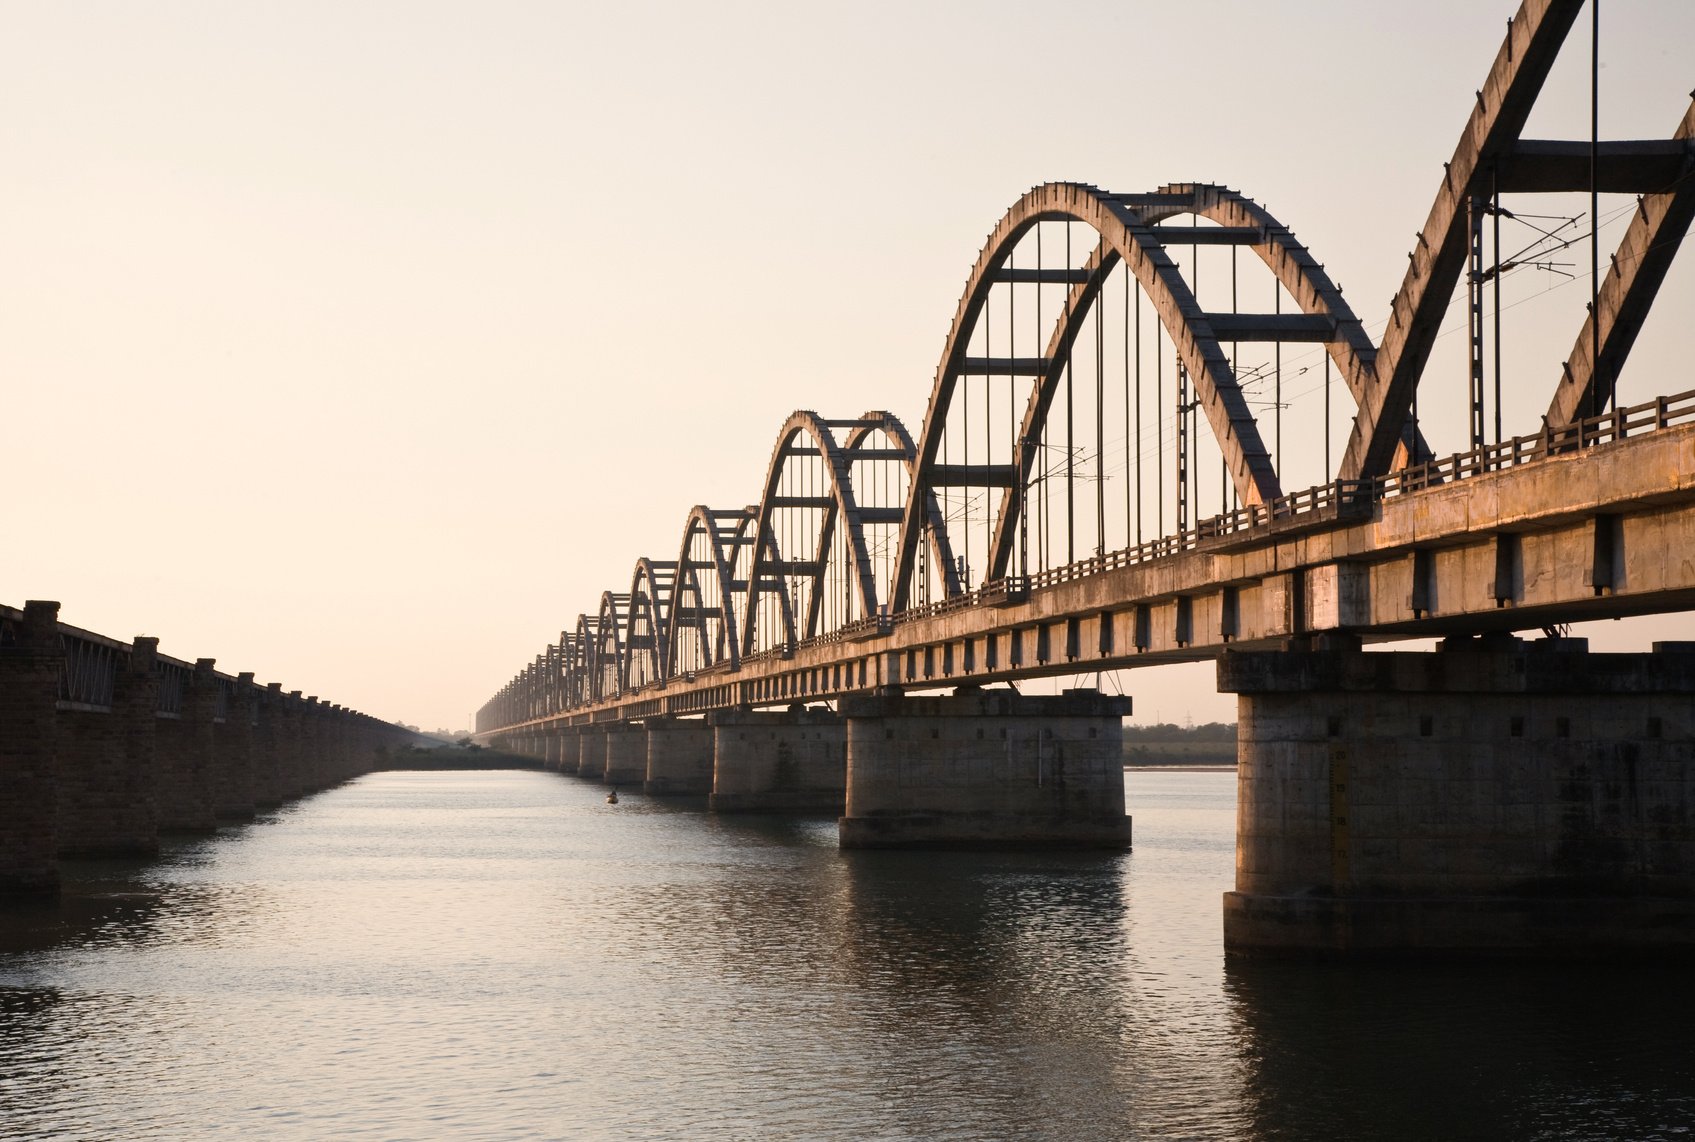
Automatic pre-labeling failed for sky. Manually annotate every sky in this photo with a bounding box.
[4,1,1693,731]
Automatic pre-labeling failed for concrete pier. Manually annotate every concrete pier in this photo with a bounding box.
[299,697,324,795]
[643,717,714,796]
[1219,638,1695,957]
[283,688,313,801]
[837,687,1133,849]
[214,672,258,818]
[602,723,647,787]
[251,683,284,807]
[709,706,846,813]
[574,729,601,778]
[56,636,159,856]
[0,602,64,895]
[154,658,220,832]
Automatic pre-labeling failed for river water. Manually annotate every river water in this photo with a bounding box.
[1,767,1691,1140]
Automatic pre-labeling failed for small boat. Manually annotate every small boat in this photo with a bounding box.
[605,789,619,805]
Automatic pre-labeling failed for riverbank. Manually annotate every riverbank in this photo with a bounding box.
[1123,722,1237,766]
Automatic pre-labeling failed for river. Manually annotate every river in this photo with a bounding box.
[1,768,1690,1140]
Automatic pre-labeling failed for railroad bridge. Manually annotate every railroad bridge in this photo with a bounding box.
[478,0,1695,954]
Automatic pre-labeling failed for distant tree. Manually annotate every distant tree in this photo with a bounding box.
[1123,721,1236,742]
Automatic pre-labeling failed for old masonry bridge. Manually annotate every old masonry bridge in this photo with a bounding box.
[480,0,1695,956]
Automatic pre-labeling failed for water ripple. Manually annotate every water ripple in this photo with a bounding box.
[0,769,1687,1140]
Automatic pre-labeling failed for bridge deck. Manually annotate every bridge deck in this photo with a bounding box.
[495,406,1695,733]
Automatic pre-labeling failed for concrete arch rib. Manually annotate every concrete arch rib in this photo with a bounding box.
[664,505,752,676]
[1139,183,1431,466]
[974,184,1434,578]
[740,409,957,655]
[894,181,1288,608]
[1546,97,1695,428]
[837,410,954,614]
[573,613,600,705]
[1344,0,1583,480]
[624,557,675,691]
[561,626,586,710]
[981,239,1117,582]
[739,411,876,656]
[594,591,628,702]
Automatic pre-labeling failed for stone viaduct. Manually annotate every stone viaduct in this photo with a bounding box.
[0,600,416,898]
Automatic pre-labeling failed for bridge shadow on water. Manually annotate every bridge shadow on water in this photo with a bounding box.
[1224,955,1695,1139]
[0,783,389,958]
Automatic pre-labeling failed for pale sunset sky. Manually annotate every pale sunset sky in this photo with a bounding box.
[4,1,1693,730]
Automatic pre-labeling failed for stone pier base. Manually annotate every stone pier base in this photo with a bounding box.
[0,602,64,895]
[213,672,258,819]
[153,659,220,832]
[709,707,845,813]
[574,730,601,778]
[838,688,1132,849]
[1219,638,1695,957]
[252,684,287,807]
[644,717,713,796]
[56,638,160,856]
[601,724,646,787]
[556,730,581,776]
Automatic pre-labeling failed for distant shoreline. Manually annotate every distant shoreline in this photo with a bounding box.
[1121,722,1235,768]
[1125,762,1236,772]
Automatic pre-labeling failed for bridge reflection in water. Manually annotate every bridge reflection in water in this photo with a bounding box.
[478,0,1695,956]
[3,770,1691,1140]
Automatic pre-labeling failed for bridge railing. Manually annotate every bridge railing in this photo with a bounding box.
[59,628,123,710]
[877,388,1695,634]
[3,602,388,730]
[155,657,190,718]
[1385,386,1695,496]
